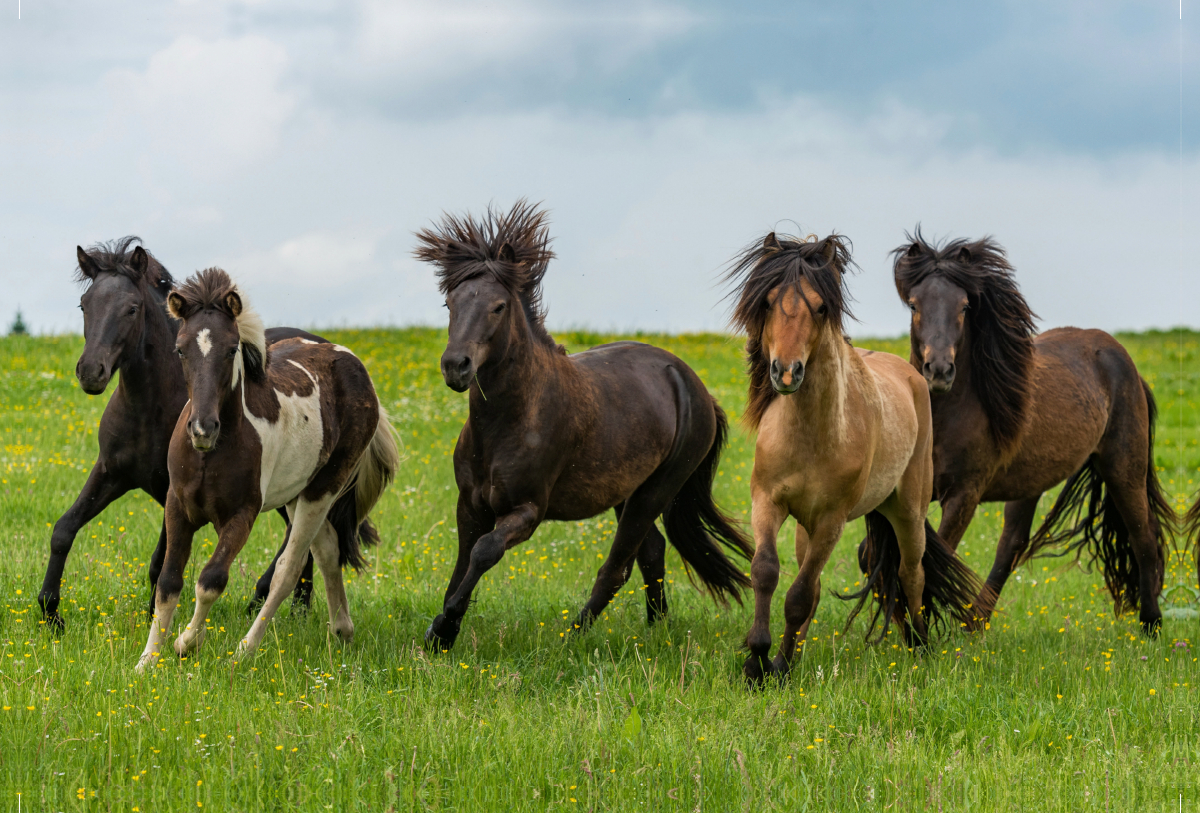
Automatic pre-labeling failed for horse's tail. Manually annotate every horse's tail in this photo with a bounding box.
[1019,377,1170,614]
[661,402,754,606]
[328,407,401,572]
[1184,493,1200,590]
[840,513,984,644]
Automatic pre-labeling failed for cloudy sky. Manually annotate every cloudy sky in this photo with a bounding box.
[3,1,1197,336]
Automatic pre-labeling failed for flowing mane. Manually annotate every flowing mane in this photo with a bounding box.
[893,229,1036,455]
[166,267,268,384]
[724,232,855,429]
[413,199,557,348]
[75,236,174,297]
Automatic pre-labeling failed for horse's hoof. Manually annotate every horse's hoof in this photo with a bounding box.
[1141,615,1162,638]
[244,596,266,617]
[425,614,460,652]
[769,654,792,679]
[742,653,774,687]
[42,610,65,633]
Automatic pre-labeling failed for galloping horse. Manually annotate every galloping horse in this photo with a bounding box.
[136,268,397,670]
[414,201,753,651]
[892,232,1172,634]
[38,238,319,630]
[727,232,981,683]
[1184,497,1200,590]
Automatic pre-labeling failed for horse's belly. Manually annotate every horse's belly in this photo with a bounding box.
[247,388,326,511]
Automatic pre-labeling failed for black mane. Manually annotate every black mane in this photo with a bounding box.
[75,236,174,297]
[413,200,557,347]
[893,228,1037,454]
[724,232,855,429]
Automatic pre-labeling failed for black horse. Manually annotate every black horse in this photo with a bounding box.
[37,237,321,629]
[414,201,753,651]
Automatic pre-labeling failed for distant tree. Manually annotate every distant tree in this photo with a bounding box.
[9,309,28,336]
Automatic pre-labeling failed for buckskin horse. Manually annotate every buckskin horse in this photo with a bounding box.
[136,268,397,671]
[414,200,753,651]
[892,231,1172,634]
[726,231,981,684]
[38,238,321,630]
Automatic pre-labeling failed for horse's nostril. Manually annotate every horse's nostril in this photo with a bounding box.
[923,362,933,374]
[457,357,471,374]
[770,359,781,378]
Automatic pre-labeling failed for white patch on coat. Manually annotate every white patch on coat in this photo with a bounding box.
[332,345,355,355]
[196,328,212,357]
[242,360,325,511]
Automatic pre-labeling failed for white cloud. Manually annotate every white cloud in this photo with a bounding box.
[106,35,297,170]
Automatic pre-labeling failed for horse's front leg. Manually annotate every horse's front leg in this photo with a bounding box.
[426,502,539,652]
[39,463,128,629]
[175,509,256,658]
[774,516,843,676]
[743,490,788,685]
[137,492,197,672]
[935,489,982,551]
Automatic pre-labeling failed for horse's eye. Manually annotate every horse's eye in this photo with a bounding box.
[816,304,827,316]
[128,306,138,315]
[228,347,238,358]
[962,303,970,312]
[177,348,185,358]
[492,302,506,315]
[908,302,917,313]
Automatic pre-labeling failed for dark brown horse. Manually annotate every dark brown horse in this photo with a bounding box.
[413,201,753,651]
[38,238,318,630]
[137,268,398,670]
[1183,497,1200,590]
[891,231,1172,634]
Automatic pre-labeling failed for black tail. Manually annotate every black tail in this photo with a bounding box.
[1021,378,1171,615]
[1185,494,1200,590]
[326,490,379,572]
[662,403,754,606]
[840,512,984,644]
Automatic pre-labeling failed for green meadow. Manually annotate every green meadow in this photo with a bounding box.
[1,328,1197,811]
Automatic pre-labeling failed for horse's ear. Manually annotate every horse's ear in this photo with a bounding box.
[497,242,516,264]
[224,290,243,318]
[820,237,839,266]
[762,232,781,251]
[956,245,973,264]
[905,242,925,258]
[129,246,149,278]
[166,291,187,320]
[77,246,101,279]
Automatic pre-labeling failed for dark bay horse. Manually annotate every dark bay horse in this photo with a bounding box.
[137,268,398,670]
[1182,497,1200,590]
[37,238,318,630]
[727,232,981,683]
[892,232,1172,634]
[413,201,753,651]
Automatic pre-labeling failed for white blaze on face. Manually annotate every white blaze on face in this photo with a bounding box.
[197,328,213,357]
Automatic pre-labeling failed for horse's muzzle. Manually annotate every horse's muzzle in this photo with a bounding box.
[923,361,956,394]
[188,418,221,452]
[76,360,112,395]
[770,359,804,394]
[440,353,474,393]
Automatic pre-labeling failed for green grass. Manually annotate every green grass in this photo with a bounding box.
[1,328,1197,811]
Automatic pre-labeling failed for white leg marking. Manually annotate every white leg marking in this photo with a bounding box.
[137,592,181,673]
[239,495,335,657]
[196,328,212,357]
[174,585,221,657]
[311,520,354,641]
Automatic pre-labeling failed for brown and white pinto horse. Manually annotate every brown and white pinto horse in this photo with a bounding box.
[727,232,982,683]
[136,268,398,671]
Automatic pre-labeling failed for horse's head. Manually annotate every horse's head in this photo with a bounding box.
[728,232,853,415]
[901,249,970,394]
[440,257,516,392]
[167,268,265,452]
[74,241,166,394]
[414,200,557,395]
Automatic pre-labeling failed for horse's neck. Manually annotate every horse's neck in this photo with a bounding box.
[470,332,570,424]
[784,330,855,446]
[117,293,184,406]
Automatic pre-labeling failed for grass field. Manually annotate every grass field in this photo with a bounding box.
[1,327,1198,811]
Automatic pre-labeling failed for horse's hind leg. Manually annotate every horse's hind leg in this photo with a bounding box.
[877,505,930,647]
[310,520,354,641]
[1095,449,1164,635]
[240,495,335,657]
[574,495,666,632]
[975,497,1040,624]
[246,515,315,616]
[612,502,668,626]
